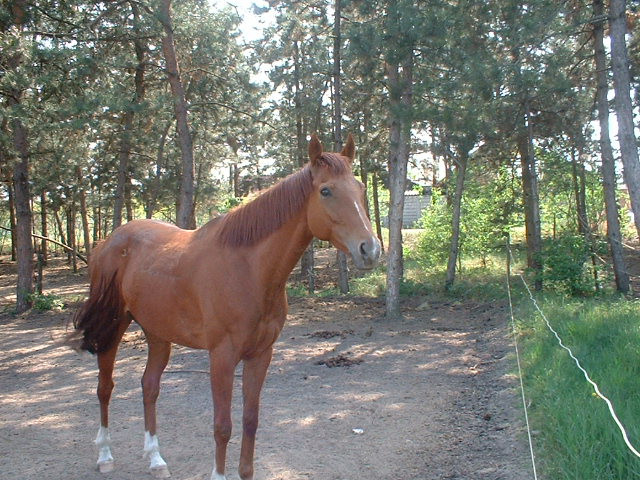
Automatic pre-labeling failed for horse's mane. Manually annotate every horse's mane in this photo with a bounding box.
[215,153,349,247]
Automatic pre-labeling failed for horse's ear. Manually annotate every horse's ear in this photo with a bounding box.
[309,134,323,164]
[341,133,355,162]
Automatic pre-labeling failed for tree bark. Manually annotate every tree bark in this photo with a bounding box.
[7,182,17,261]
[114,3,146,230]
[6,0,32,312]
[372,170,384,253]
[332,0,349,294]
[76,167,92,258]
[386,57,413,318]
[12,127,33,312]
[594,0,630,292]
[609,0,640,240]
[445,153,468,290]
[66,203,77,273]
[518,101,543,291]
[160,0,195,229]
[39,190,48,265]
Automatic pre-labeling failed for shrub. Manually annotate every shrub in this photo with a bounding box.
[29,293,65,311]
[540,234,605,296]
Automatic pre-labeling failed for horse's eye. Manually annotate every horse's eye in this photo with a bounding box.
[320,187,331,197]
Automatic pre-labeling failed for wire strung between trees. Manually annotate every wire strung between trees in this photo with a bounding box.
[507,245,640,460]
[505,239,539,480]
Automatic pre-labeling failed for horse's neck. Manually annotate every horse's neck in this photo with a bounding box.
[253,208,313,289]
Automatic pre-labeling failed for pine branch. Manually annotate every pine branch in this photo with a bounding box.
[0,226,88,264]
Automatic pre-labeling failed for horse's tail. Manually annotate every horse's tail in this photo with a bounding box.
[70,267,125,355]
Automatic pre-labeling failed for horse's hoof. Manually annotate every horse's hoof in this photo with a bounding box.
[98,460,114,473]
[150,465,171,478]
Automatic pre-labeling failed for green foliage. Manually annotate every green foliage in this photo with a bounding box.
[540,234,606,296]
[414,194,451,268]
[28,293,64,311]
[413,163,518,271]
[518,296,640,480]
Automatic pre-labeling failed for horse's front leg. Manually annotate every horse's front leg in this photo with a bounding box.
[209,342,238,480]
[239,347,273,480]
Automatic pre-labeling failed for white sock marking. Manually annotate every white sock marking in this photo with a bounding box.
[95,426,114,466]
[143,431,168,470]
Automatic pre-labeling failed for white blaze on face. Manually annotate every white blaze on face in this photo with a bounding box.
[353,200,371,231]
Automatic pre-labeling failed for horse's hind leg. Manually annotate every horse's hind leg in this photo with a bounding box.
[141,331,172,479]
[95,318,131,473]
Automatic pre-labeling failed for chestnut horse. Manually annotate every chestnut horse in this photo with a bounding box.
[72,134,380,480]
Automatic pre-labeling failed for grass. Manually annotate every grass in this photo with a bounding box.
[516,295,640,479]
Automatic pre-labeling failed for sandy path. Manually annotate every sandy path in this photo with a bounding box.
[0,290,532,480]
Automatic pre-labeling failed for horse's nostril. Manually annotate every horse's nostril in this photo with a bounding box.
[360,242,368,257]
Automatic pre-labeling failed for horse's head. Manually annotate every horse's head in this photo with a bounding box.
[306,134,381,271]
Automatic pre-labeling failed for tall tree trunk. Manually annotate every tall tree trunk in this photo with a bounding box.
[518,101,543,291]
[12,126,33,312]
[570,146,589,235]
[40,190,48,265]
[8,182,17,261]
[6,1,32,312]
[53,207,66,251]
[332,0,349,294]
[609,0,640,239]
[112,110,133,230]
[76,167,92,259]
[160,0,195,229]
[372,170,384,253]
[571,142,600,291]
[445,153,468,290]
[147,121,171,219]
[594,0,630,292]
[66,203,77,273]
[386,57,413,318]
[114,4,147,230]
[293,39,315,292]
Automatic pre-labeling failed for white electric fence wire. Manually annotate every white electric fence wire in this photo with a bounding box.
[505,267,539,480]
[508,248,640,459]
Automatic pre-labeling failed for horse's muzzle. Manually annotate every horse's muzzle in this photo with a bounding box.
[350,236,381,271]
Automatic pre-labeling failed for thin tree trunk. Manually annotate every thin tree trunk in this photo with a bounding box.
[571,142,600,291]
[609,0,640,240]
[6,1,32,312]
[147,121,171,219]
[12,128,33,312]
[53,207,66,252]
[445,153,468,290]
[40,190,47,265]
[76,167,92,259]
[594,0,630,292]
[372,170,384,253]
[293,38,315,291]
[571,146,589,235]
[160,0,195,229]
[8,182,16,261]
[113,110,133,230]
[66,204,77,273]
[386,57,413,318]
[332,0,349,294]
[518,101,543,291]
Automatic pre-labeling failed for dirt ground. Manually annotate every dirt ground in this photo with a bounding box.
[0,256,533,480]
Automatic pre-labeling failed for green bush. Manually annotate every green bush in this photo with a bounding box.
[29,293,65,311]
[540,234,605,296]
